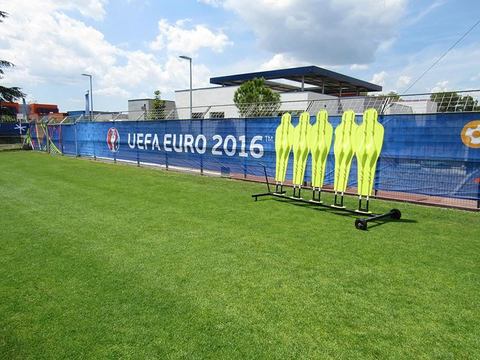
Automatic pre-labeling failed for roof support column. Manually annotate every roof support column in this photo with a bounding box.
[322,82,325,94]
[301,76,304,91]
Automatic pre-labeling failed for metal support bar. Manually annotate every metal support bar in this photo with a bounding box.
[251,165,402,230]
[312,188,322,203]
[357,196,370,213]
[262,165,271,193]
[333,192,345,208]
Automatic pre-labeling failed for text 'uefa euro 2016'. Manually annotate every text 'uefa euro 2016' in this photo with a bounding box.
[127,133,264,158]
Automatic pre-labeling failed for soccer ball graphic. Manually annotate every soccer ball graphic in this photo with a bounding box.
[461,121,480,148]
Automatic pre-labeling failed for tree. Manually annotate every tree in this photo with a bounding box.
[384,91,401,101]
[430,91,480,112]
[0,11,25,103]
[148,90,166,120]
[460,95,480,112]
[371,91,401,101]
[233,78,281,117]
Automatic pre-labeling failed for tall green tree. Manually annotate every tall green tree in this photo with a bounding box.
[371,91,401,101]
[430,91,460,112]
[430,91,480,112]
[0,11,25,103]
[234,78,281,117]
[148,90,166,120]
[460,95,480,112]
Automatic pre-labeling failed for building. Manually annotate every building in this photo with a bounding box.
[128,98,176,120]
[0,101,61,121]
[386,99,438,114]
[174,66,383,119]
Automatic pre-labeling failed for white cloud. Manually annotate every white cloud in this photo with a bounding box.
[205,0,407,65]
[61,0,109,21]
[430,80,449,93]
[96,86,131,98]
[370,71,388,86]
[260,53,306,70]
[383,42,480,94]
[0,6,118,85]
[377,38,397,53]
[396,75,411,88]
[470,73,480,82]
[6,0,110,21]
[350,64,369,71]
[149,19,232,55]
[198,0,224,7]
[406,0,445,25]
[0,0,219,110]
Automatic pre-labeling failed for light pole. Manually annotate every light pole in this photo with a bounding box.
[179,55,192,119]
[81,73,93,121]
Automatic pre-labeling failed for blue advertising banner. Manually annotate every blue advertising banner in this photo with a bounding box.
[0,122,29,136]
[30,112,480,202]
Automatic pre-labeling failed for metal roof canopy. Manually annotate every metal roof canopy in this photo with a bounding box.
[210,66,382,95]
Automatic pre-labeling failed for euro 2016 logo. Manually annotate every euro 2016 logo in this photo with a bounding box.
[106,127,120,152]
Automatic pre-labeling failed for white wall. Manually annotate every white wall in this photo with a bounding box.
[174,87,337,119]
[175,86,240,118]
[128,99,176,120]
[128,99,151,120]
[394,100,438,114]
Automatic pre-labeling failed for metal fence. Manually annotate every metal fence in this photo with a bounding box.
[25,89,480,124]
[9,89,479,210]
[27,110,480,211]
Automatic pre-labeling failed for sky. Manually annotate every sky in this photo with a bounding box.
[0,0,479,112]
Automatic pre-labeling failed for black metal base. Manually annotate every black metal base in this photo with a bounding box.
[252,190,401,230]
[252,166,402,230]
[354,208,401,230]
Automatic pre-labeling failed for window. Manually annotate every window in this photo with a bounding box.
[192,112,204,119]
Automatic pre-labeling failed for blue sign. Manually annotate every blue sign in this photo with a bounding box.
[0,122,29,136]
[29,112,480,202]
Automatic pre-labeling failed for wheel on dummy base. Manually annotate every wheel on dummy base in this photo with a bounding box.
[390,209,402,220]
[355,219,368,231]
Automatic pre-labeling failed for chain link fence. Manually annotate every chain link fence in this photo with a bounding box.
[21,89,480,125]
[6,90,479,210]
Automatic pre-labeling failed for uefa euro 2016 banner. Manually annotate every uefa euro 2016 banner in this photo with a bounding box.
[29,113,480,201]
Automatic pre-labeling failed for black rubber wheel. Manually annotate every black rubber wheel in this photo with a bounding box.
[355,219,368,230]
[390,209,402,220]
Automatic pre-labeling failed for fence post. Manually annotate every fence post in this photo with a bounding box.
[46,124,50,154]
[244,118,247,179]
[476,174,480,209]
[164,120,169,170]
[200,118,204,175]
[93,122,96,161]
[74,119,79,157]
[60,124,64,155]
[113,118,116,164]
[136,120,140,167]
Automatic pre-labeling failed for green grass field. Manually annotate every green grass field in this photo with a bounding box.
[1,151,479,359]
